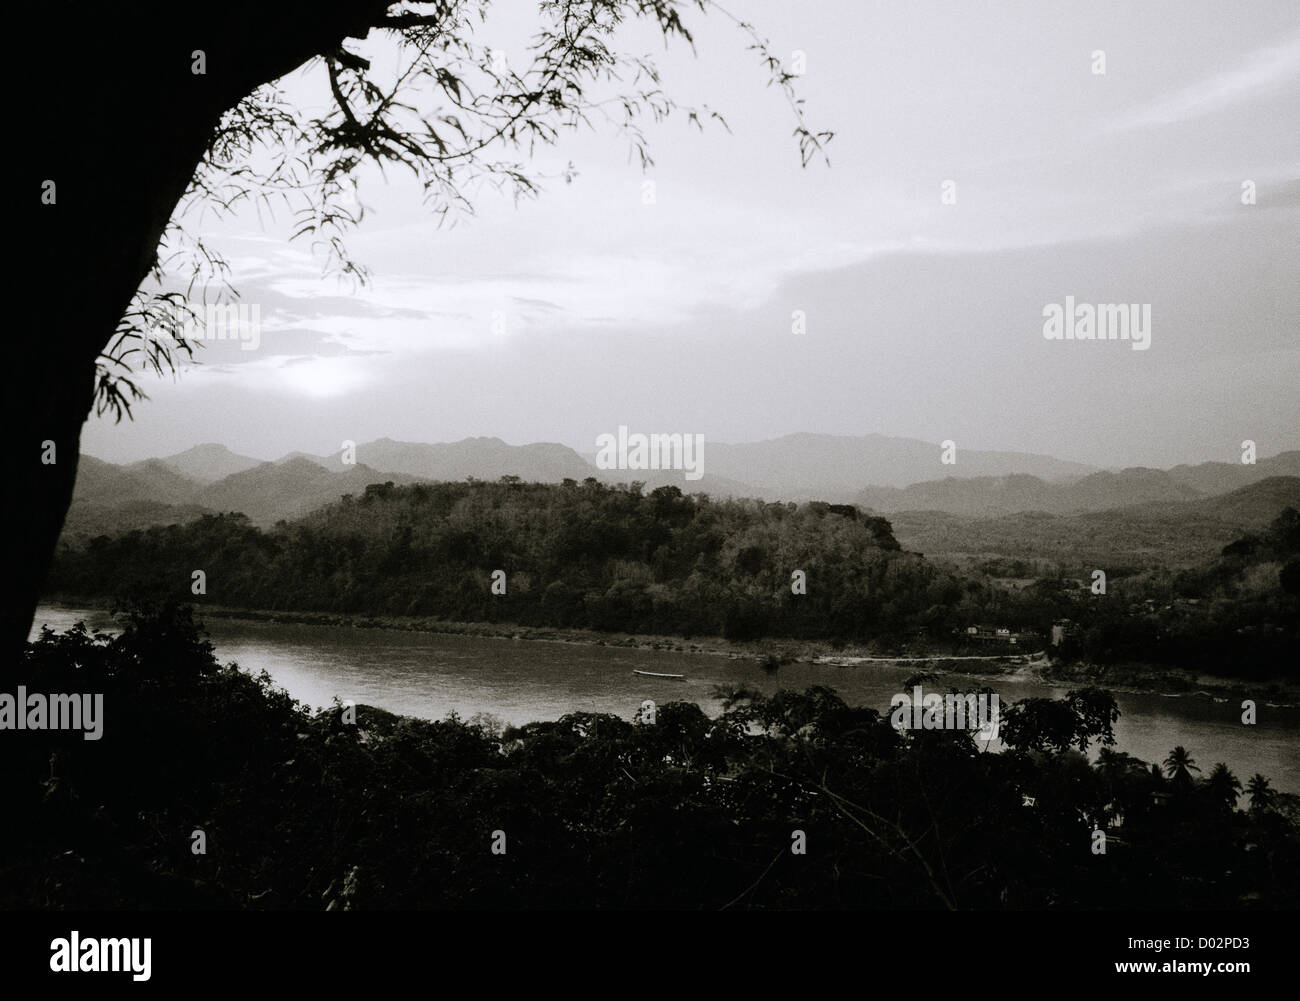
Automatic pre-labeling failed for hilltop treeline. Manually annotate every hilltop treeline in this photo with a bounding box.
[5,606,1296,909]
[48,479,975,644]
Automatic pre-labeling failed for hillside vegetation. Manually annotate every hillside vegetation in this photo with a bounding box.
[46,481,1300,680]
[891,477,1300,569]
[52,480,938,643]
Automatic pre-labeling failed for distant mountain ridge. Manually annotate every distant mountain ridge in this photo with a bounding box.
[312,436,595,483]
[701,432,1098,497]
[193,458,427,526]
[64,437,1300,536]
[73,456,200,508]
[153,443,264,482]
[855,451,1300,516]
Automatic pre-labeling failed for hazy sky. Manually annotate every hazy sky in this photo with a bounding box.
[84,0,1300,468]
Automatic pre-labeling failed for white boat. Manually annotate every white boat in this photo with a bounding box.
[633,669,685,679]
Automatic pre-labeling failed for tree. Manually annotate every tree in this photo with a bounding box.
[1246,774,1275,816]
[1095,747,1152,821]
[999,688,1119,755]
[1163,746,1200,791]
[1205,763,1242,812]
[11,0,832,657]
[1281,557,1300,596]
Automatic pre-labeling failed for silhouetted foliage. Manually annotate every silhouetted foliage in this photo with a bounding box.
[4,608,1297,909]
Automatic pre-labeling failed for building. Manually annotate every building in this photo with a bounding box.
[966,624,1029,645]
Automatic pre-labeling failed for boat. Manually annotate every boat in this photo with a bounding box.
[633,670,685,680]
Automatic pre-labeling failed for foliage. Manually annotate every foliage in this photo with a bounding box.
[4,607,1296,909]
[50,481,938,643]
[47,490,1300,677]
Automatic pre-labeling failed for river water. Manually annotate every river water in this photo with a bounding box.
[30,605,1300,793]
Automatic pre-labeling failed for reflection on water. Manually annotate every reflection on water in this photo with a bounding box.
[30,605,1300,793]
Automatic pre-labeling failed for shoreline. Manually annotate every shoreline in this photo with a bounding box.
[35,596,1298,707]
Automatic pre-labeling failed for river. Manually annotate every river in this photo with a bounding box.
[29,605,1300,793]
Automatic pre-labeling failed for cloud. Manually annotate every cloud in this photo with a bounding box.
[183,327,390,365]
[1107,34,1300,133]
[509,296,564,311]
[183,352,379,399]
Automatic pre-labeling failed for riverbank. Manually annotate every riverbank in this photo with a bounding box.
[37,596,1297,705]
[39,595,1039,667]
[1032,658,1298,707]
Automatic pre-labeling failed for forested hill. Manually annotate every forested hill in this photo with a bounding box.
[45,482,1300,672]
[50,479,967,642]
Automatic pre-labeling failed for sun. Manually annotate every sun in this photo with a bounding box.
[275,356,371,398]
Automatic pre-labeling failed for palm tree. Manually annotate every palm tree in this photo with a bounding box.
[1164,746,1200,791]
[1246,774,1275,815]
[1206,763,1242,811]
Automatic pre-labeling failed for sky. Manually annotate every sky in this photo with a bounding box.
[83,0,1300,469]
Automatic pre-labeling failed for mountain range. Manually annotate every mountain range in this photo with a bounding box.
[62,435,1300,537]
[853,455,1300,516]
